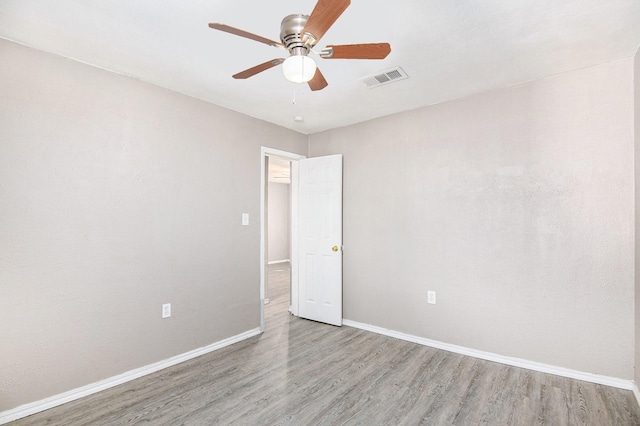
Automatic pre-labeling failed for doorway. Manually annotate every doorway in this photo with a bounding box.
[265,156,292,324]
[260,148,344,330]
[260,147,305,331]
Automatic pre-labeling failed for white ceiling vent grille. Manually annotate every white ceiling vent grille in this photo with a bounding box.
[360,66,408,88]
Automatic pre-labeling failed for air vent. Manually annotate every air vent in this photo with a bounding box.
[360,66,408,88]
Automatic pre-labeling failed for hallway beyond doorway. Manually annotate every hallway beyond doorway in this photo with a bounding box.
[266,262,290,326]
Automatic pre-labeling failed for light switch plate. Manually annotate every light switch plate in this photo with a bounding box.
[162,303,171,318]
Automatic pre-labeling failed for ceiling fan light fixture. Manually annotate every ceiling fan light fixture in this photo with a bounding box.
[283,54,317,83]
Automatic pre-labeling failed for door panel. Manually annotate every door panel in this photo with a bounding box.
[298,154,343,326]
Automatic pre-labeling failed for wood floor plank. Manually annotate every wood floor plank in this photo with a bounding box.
[9,263,640,425]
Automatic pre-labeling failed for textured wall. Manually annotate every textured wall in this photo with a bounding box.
[635,47,640,388]
[0,39,306,411]
[267,182,290,263]
[310,59,635,379]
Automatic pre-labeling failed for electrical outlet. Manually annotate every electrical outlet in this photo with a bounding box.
[242,213,249,226]
[427,291,436,305]
[162,303,171,318]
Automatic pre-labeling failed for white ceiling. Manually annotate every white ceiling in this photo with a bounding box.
[1,1,639,135]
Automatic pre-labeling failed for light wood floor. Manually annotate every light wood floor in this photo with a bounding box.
[11,263,640,425]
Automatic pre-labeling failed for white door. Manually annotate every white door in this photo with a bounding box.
[298,154,343,326]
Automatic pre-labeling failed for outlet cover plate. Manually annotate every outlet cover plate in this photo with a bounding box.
[427,291,436,305]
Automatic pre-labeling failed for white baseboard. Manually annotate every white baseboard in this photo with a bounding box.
[0,328,262,425]
[633,383,640,408]
[343,319,634,391]
[267,259,290,265]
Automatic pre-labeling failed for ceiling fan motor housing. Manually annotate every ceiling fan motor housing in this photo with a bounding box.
[280,14,313,57]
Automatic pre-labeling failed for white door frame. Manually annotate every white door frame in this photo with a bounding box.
[260,147,306,332]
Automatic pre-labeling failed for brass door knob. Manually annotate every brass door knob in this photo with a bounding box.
[332,246,339,252]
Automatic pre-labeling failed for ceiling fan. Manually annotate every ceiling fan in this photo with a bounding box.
[208,0,391,91]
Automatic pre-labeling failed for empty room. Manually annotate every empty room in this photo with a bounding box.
[2,0,640,424]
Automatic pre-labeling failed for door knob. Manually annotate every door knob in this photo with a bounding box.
[332,245,339,252]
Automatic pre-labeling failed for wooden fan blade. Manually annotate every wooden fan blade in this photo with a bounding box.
[208,23,284,48]
[233,59,285,79]
[302,0,350,45]
[321,43,391,59]
[308,68,328,91]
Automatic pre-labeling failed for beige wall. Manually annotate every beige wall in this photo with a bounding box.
[267,182,290,263]
[0,39,306,411]
[635,47,640,387]
[310,58,635,379]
